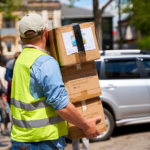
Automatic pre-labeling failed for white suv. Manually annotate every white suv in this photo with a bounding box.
[91,50,150,142]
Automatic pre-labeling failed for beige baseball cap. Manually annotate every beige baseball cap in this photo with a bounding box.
[19,14,46,38]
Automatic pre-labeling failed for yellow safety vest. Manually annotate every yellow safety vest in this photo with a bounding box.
[11,48,68,142]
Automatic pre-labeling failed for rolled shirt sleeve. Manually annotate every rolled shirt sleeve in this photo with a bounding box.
[30,55,69,110]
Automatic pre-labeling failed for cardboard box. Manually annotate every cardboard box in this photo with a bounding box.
[48,22,100,67]
[67,97,107,140]
[61,61,102,103]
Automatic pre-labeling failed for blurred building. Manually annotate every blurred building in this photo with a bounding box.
[0,1,113,61]
[0,0,61,60]
[61,4,113,50]
[114,18,139,49]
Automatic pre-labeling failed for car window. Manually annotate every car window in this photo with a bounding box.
[104,60,140,79]
[142,59,150,77]
[95,61,101,78]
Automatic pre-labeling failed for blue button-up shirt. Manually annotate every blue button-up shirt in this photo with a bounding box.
[29,54,69,149]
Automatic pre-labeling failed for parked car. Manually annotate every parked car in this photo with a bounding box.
[91,50,150,142]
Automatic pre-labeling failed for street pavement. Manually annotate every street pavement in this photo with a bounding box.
[0,134,11,150]
[0,123,150,150]
[0,123,11,150]
[65,123,150,150]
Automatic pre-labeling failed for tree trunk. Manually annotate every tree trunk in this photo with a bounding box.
[97,17,103,50]
[93,0,102,50]
[0,30,2,54]
[118,0,123,49]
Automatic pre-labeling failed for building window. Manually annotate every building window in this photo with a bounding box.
[6,43,12,52]
[3,18,14,28]
[48,18,53,29]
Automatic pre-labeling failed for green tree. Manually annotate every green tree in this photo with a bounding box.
[123,0,150,51]
[0,0,24,19]
[0,0,28,54]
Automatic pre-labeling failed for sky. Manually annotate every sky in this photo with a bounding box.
[60,0,128,29]
[60,0,108,8]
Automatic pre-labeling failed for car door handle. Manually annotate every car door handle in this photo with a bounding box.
[105,84,117,89]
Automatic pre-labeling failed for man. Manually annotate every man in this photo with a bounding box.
[5,52,20,82]
[11,14,101,150]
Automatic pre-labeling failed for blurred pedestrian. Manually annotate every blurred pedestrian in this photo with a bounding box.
[11,13,101,150]
[0,91,10,133]
[72,138,89,150]
[0,67,7,94]
[6,79,12,106]
[0,90,8,147]
[5,52,21,82]
[0,80,10,134]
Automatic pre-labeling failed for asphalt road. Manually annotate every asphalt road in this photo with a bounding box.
[65,123,150,150]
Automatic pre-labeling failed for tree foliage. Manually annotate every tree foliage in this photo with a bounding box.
[0,0,24,19]
[0,0,28,54]
[123,0,150,50]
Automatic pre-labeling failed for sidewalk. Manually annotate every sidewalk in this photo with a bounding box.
[0,134,11,150]
[0,123,11,150]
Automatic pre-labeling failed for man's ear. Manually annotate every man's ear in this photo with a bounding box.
[44,28,48,39]
[20,36,23,42]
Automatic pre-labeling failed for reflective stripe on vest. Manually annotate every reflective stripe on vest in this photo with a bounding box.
[12,115,64,128]
[11,98,50,111]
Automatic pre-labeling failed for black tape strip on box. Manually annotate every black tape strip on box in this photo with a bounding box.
[72,23,86,55]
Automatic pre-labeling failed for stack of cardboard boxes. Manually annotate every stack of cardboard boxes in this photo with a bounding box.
[47,22,107,140]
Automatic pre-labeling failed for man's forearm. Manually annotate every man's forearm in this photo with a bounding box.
[56,102,88,130]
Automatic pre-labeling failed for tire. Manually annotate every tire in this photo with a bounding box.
[90,108,115,142]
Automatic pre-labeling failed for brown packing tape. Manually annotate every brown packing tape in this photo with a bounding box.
[98,100,102,105]
[81,90,88,100]
[70,88,102,103]
[80,61,95,69]
[75,53,80,63]
[61,65,77,75]
[78,51,87,63]
[61,61,96,75]
[73,97,100,107]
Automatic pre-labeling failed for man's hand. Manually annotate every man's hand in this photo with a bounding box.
[82,116,101,139]
[56,102,101,139]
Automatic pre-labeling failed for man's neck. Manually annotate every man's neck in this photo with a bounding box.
[31,43,45,50]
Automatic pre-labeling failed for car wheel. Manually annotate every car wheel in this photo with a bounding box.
[90,108,115,142]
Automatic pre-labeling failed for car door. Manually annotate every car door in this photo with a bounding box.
[141,57,150,115]
[100,58,150,119]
